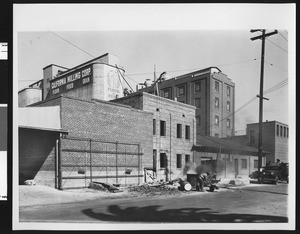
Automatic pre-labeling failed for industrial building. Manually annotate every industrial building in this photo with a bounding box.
[19,95,153,189]
[136,67,235,139]
[18,53,125,107]
[111,92,196,181]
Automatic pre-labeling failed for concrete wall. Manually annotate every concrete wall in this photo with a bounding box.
[19,128,59,187]
[18,88,42,107]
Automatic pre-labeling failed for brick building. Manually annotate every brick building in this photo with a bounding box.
[18,53,125,107]
[19,96,153,188]
[137,67,235,138]
[111,92,196,181]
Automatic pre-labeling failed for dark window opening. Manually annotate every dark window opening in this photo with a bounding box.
[153,119,156,135]
[185,155,190,164]
[160,120,166,136]
[160,153,167,168]
[177,154,182,168]
[177,124,182,138]
[185,125,191,140]
[195,81,201,93]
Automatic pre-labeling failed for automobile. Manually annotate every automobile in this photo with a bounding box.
[250,163,289,185]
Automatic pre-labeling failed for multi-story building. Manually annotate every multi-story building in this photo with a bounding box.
[111,92,196,181]
[18,53,125,107]
[246,121,289,164]
[137,67,235,138]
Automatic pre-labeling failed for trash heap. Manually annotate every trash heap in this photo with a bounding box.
[128,183,182,197]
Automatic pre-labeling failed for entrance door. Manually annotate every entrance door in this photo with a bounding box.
[234,158,239,177]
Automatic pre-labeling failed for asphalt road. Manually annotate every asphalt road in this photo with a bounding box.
[19,183,288,223]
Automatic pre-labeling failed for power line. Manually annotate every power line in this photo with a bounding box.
[266,38,288,53]
[278,32,288,41]
[49,31,96,58]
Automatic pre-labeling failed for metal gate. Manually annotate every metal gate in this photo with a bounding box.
[57,136,143,190]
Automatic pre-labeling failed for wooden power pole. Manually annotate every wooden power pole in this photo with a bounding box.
[250,29,278,171]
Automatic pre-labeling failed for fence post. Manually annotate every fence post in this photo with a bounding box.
[90,139,92,184]
[138,143,141,185]
[116,142,118,184]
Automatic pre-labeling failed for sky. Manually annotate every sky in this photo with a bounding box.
[15,4,294,135]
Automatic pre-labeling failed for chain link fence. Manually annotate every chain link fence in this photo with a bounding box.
[58,136,142,189]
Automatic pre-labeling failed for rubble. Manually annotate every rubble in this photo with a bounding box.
[24,180,36,186]
[128,183,181,197]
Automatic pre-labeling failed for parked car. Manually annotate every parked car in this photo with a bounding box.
[249,163,289,185]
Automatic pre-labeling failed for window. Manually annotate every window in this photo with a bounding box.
[177,154,182,168]
[280,126,283,137]
[153,149,157,171]
[226,119,231,128]
[215,115,219,126]
[177,124,182,138]
[160,153,167,168]
[284,127,286,137]
[227,86,231,97]
[195,81,201,93]
[162,88,171,99]
[215,133,219,138]
[185,125,191,140]
[226,101,230,111]
[177,85,185,97]
[215,97,219,109]
[287,128,289,138]
[254,160,258,169]
[276,125,279,136]
[153,119,156,135]
[194,98,201,108]
[215,81,219,93]
[185,155,191,163]
[196,116,201,126]
[241,159,247,169]
[160,120,166,136]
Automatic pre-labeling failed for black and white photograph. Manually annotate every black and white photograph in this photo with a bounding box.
[13,4,295,231]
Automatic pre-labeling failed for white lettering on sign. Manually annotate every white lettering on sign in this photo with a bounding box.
[82,77,90,84]
[82,67,91,78]
[51,78,66,89]
[52,88,59,94]
[67,72,81,83]
[66,83,74,90]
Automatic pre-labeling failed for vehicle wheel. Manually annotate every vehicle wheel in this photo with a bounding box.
[258,177,263,184]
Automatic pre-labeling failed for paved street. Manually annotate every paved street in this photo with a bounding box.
[19,183,288,223]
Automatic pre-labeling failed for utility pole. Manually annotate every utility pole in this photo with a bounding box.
[250,29,277,172]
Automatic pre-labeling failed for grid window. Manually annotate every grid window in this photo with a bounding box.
[160,153,167,168]
[196,116,201,126]
[177,85,185,97]
[160,120,166,136]
[284,127,286,137]
[227,86,231,97]
[215,115,219,126]
[185,155,191,163]
[162,88,171,99]
[226,119,231,128]
[226,101,230,111]
[153,119,156,135]
[254,160,258,169]
[215,97,219,108]
[215,81,219,93]
[280,126,283,137]
[276,125,279,136]
[185,125,191,140]
[177,124,182,138]
[241,159,247,169]
[194,98,201,108]
[177,154,182,168]
[195,81,201,93]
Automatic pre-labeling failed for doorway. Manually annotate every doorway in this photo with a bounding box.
[234,158,239,177]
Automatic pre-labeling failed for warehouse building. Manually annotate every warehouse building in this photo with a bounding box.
[19,95,153,189]
[18,53,125,107]
[111,92,196,181]
[137,67,235,139]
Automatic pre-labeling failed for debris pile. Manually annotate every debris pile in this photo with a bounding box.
[128,183,181,197]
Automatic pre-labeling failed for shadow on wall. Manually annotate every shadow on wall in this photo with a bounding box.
[81,205,288,223]
[19,128,59,184]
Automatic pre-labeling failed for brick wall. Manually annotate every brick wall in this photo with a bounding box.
[19,128,60,187]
